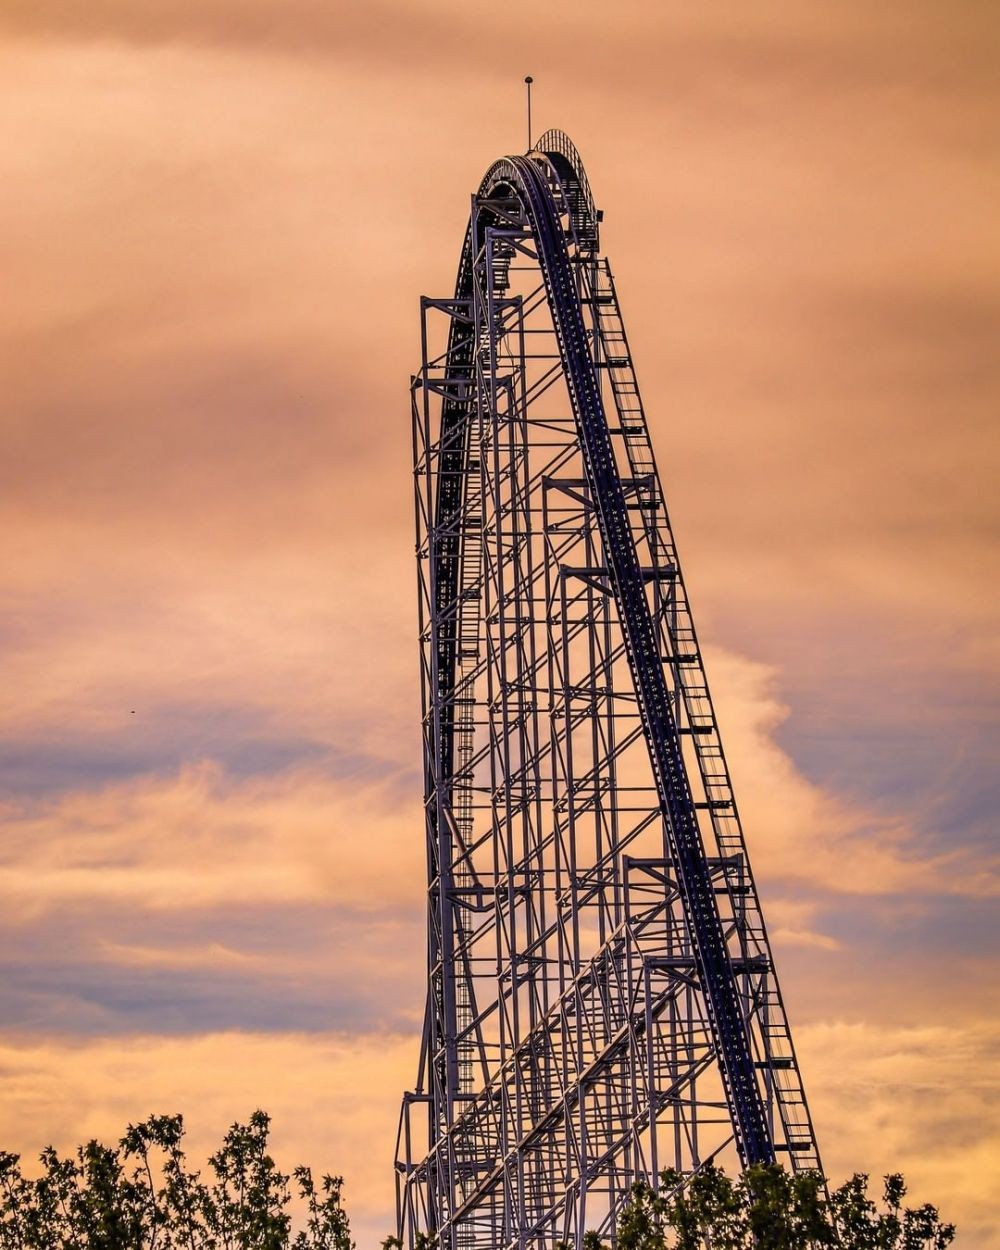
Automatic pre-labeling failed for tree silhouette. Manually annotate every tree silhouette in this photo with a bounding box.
[0,1118,956,1249]
[581,1163,954,1250]
[0,1111,353,1250]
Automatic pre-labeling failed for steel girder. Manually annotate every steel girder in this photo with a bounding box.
[395,132,820,1250]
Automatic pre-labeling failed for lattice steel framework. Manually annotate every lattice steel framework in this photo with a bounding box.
[395,131,820,1249]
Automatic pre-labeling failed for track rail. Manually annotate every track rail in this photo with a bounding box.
[505,154,771,1167]
[399,133,820,1248]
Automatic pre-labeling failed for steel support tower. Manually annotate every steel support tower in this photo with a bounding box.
[395,131,820,1249]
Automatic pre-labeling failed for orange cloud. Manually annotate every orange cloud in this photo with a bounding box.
[706,647,1000,898]
[0,763,424,918]
[800,1020,999,1248]
[0,1031,415,1247]
[0,2,997,1247]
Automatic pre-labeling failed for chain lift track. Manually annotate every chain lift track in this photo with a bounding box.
[396,131,821,1249]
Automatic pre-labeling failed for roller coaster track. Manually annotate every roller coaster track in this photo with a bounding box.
[396,132,820,1249]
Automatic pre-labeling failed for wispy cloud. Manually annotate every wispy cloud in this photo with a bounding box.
[0,764,424,917]
[1,1,997,1244]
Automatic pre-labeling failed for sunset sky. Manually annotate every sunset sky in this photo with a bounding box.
[1,1,998,1245]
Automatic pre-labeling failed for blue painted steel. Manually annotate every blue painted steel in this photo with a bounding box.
[505,154,773,1167]
[402,137,820,1246]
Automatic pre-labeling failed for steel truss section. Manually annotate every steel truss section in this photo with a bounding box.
[395,131,820,1250]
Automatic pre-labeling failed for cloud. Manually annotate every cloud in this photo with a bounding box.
[706,646,999,898]
[0,763,426,1036]
[0,1031,416,1247]
[800,1020,1000,1247]
[0,921,421,1037]
[1,645,991,942]
[0,1022,995,1248]
[0,762,424,918]
[0,645,993,1049]
[0,3,997,1246]
[771,926,841,952]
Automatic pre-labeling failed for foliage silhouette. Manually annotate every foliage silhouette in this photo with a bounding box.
[0,1111,353,1249]
[580,1163,954,1250]
[0,1118,955,1249]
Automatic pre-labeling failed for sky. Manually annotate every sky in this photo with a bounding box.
[1,0,998,1244]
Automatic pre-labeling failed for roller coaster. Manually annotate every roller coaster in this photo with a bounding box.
[395,130,820,1249]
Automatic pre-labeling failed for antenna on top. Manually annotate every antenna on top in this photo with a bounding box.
[524,76,534,151]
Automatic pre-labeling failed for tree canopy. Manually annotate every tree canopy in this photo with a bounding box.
[578,1163,955,1250]
[0,1113,955,1249]
[0,1111,352,1250]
